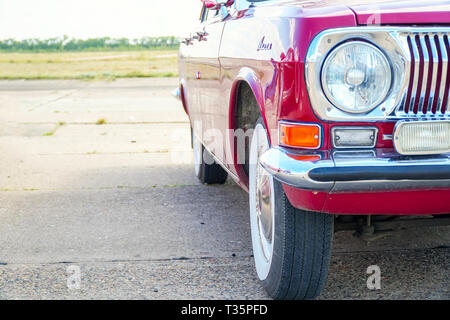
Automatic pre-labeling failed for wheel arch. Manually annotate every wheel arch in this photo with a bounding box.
[179,78,189,116]
[229,67,268,131]
[228,67,271,188]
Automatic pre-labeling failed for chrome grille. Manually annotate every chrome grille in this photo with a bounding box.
[397,32,450,118]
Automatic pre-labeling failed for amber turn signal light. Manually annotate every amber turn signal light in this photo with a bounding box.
[279,122,322,149]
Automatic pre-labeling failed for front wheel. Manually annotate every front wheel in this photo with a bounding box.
[249,118,333,300]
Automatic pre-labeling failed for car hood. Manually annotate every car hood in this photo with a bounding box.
[347,0,450,25]
[290,0,450,25]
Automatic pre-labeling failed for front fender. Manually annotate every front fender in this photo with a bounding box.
[229,67,271,142]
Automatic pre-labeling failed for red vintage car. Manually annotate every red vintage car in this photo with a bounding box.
[177,0,450,299]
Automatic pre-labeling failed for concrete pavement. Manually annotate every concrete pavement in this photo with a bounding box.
[0,79,448,300]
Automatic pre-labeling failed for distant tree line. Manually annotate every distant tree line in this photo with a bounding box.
[0,36,180,52]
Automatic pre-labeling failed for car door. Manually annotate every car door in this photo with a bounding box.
[182,4,226,160]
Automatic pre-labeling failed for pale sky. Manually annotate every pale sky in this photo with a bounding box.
[0,0,203,40]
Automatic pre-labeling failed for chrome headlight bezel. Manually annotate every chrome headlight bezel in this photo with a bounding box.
[320,41,392,114]
[305,27,410,121]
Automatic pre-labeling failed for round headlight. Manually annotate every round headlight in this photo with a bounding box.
[321,41,392,114]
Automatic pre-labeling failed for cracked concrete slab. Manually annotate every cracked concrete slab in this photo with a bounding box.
[0,186,250,265]
[0,123,191,154]
[0,79,187,124]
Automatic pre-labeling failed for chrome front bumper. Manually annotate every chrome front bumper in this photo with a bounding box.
[259,148,450,193]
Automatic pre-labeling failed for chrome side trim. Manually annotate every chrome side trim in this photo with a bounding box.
[260,148,450,193]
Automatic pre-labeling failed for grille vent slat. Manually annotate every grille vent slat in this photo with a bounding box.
[399,33,450,118]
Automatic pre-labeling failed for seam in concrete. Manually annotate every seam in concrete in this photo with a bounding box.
[0,254,254,267]
[0,184,203,192]
[27,83,91,111]
[0,246,448,268]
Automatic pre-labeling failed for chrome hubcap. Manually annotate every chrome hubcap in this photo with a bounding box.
[256,145,273,252]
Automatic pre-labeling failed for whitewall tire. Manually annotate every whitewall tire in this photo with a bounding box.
[248,117,334,300]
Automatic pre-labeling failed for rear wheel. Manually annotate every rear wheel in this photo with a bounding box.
[249,118,334,300]
[193,133,228,184]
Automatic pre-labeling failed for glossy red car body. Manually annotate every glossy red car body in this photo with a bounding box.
[178,0,450,216]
